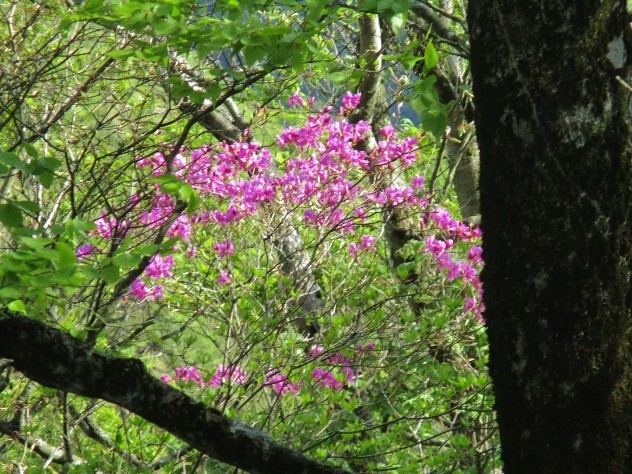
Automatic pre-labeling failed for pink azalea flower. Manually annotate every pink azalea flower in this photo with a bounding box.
[380,124,395,139]
[209,364,247,387]
[167,214,192,241]
[288,91,307,108]
[464,297,477,313]
[359,235,377,252]
[341,91,362,110]
[129,277,149,301]
[348,242,359,259]
[327,352,351,366]
[212,240,235,257]
[265,369,300,395]
[411,176,425,189]
[309,345,326,359]
[175,366,203,385]
[94,211,125,239]
[217,269,231,285]
[149,284,164,301]
[467,245,483,264]
[357,342,376,352]
[145,254,175,280]
[303,209,320,224]
[312,368,343,390]
[75,244,95,260]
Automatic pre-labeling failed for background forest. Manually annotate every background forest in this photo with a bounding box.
[0,1,499,472]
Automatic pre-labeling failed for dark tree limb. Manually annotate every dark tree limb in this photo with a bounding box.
[0,312,353,474]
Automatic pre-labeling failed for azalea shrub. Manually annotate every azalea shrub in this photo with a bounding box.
[56,92,497,472]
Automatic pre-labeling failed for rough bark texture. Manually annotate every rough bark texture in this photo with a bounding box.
[469,1,632,472]
[0,313,352,474]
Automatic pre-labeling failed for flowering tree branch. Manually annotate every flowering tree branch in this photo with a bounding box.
[350,8,423,277]
[170,54,325,335]
[0,312,352,474]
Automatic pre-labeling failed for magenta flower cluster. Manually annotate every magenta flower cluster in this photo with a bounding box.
[161,341,378,396]
[264,369,301,395]
[161,364,246,388]
[210,364,247,387]
[312,352,356,391]
[422,209,484,319]
[78,91,483,320]
[161,364,299,396]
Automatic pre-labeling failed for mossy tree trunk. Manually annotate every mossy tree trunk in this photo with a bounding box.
[468,1,632,472]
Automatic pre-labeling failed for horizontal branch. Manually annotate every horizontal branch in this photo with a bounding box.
[0,312,352,474]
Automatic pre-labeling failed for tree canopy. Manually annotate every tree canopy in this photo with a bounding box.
[0,1,492,471]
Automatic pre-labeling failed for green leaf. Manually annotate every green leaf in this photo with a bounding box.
[205,84,221,103]
[419,106,449,139]
[0,151,29,172]
[186,190,200,213]
[0,203,24,228]
[424,41,439,71]
[387,12,406,37]
[189,90,210,104]
[0,287,23,300]
[80,0,108,14]
[0,152,21,167]
[149,174,186,196]
[152,17,180,36]
[113,252,142,267]
[7,299,26,314]
[361,0,412,14]
[100,264,120,284]
[23,143,38,159]
[107,49,136,60]
[397,54,422,70]
[1,254,30,273]
[13,200,40,214]
[55,241,77,270]
[242,44,267,66]
[327,71,348,84]
[79,264,100,280]
[19,236,55,248]
[395,262,415,279]
[64,219,97,234]
[160,238,180,250]
[36,171,55,188]
[33,156,62,172]
[135,244,161,256]
[410,75,449,138]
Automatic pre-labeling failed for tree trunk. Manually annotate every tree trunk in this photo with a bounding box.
[469,1,632,472]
